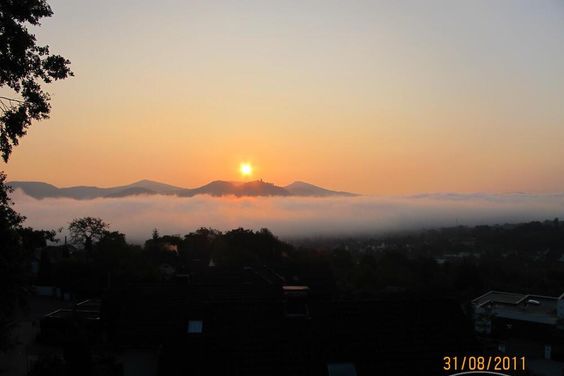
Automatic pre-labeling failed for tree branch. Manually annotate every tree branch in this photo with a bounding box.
[0,96,24,103]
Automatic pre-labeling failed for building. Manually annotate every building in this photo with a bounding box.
[472,290,564,364]
[38,299,102,345]
[101,266,477,376]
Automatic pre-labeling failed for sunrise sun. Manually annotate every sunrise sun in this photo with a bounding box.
[240,163,253,177]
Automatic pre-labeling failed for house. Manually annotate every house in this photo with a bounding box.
[38,299,102,345]
[102,266,477,376]
[472,290,564,363]
[33,244,76,299]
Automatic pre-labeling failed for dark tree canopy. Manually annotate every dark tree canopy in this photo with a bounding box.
[69,217,109,250]
[0,171,24,229]
[0,0,72,161]
[0,172,25,350]
[0,0,71,352]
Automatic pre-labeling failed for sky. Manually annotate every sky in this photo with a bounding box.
[3,0,564,195]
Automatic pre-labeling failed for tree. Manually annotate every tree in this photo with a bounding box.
[0,172,26,351]
[18,227,57,251]
[0,0,73,162]
[68,217,109,251]
[0,0,71,352]
[27,355,66,376]
[212,228,288,267]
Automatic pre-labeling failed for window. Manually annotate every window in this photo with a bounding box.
[187,320,203,334]
[327,362,357,376]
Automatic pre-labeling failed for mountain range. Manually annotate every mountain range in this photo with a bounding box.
[8,179,357,199]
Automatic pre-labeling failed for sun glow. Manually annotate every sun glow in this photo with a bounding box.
[240,163,253,177]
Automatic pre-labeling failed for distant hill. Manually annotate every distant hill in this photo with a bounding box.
[284,181,357,197]
[117,179,184,195]
[8,179,356,199]
[179,180,291,197]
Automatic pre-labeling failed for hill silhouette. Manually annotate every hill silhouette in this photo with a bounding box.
[284,181,357,197]
[8,179,357,199]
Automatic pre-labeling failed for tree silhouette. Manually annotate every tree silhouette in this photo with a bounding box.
[69,217,109,252]
[0,0,71,352]
[0,0,73,162]
[0,172,26,350]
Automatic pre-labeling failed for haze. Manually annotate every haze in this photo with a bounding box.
[12,190,564,243]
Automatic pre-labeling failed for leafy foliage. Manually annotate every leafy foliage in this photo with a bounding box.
[0,172,26,350]
[0,0,72,161]
[0,0,71,354]
[68,217,109,250]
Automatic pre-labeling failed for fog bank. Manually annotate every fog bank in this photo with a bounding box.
[11,190,564,243]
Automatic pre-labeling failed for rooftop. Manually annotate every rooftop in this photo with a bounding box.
[473,290,561,325]
[473,291,527,306]
[104,267,478,375]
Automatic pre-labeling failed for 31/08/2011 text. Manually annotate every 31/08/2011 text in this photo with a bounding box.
[443,356,526,373]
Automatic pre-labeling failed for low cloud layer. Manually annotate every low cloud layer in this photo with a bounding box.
[11,190,564,243]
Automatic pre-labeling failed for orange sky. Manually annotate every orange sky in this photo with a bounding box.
[3,1,564,195]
